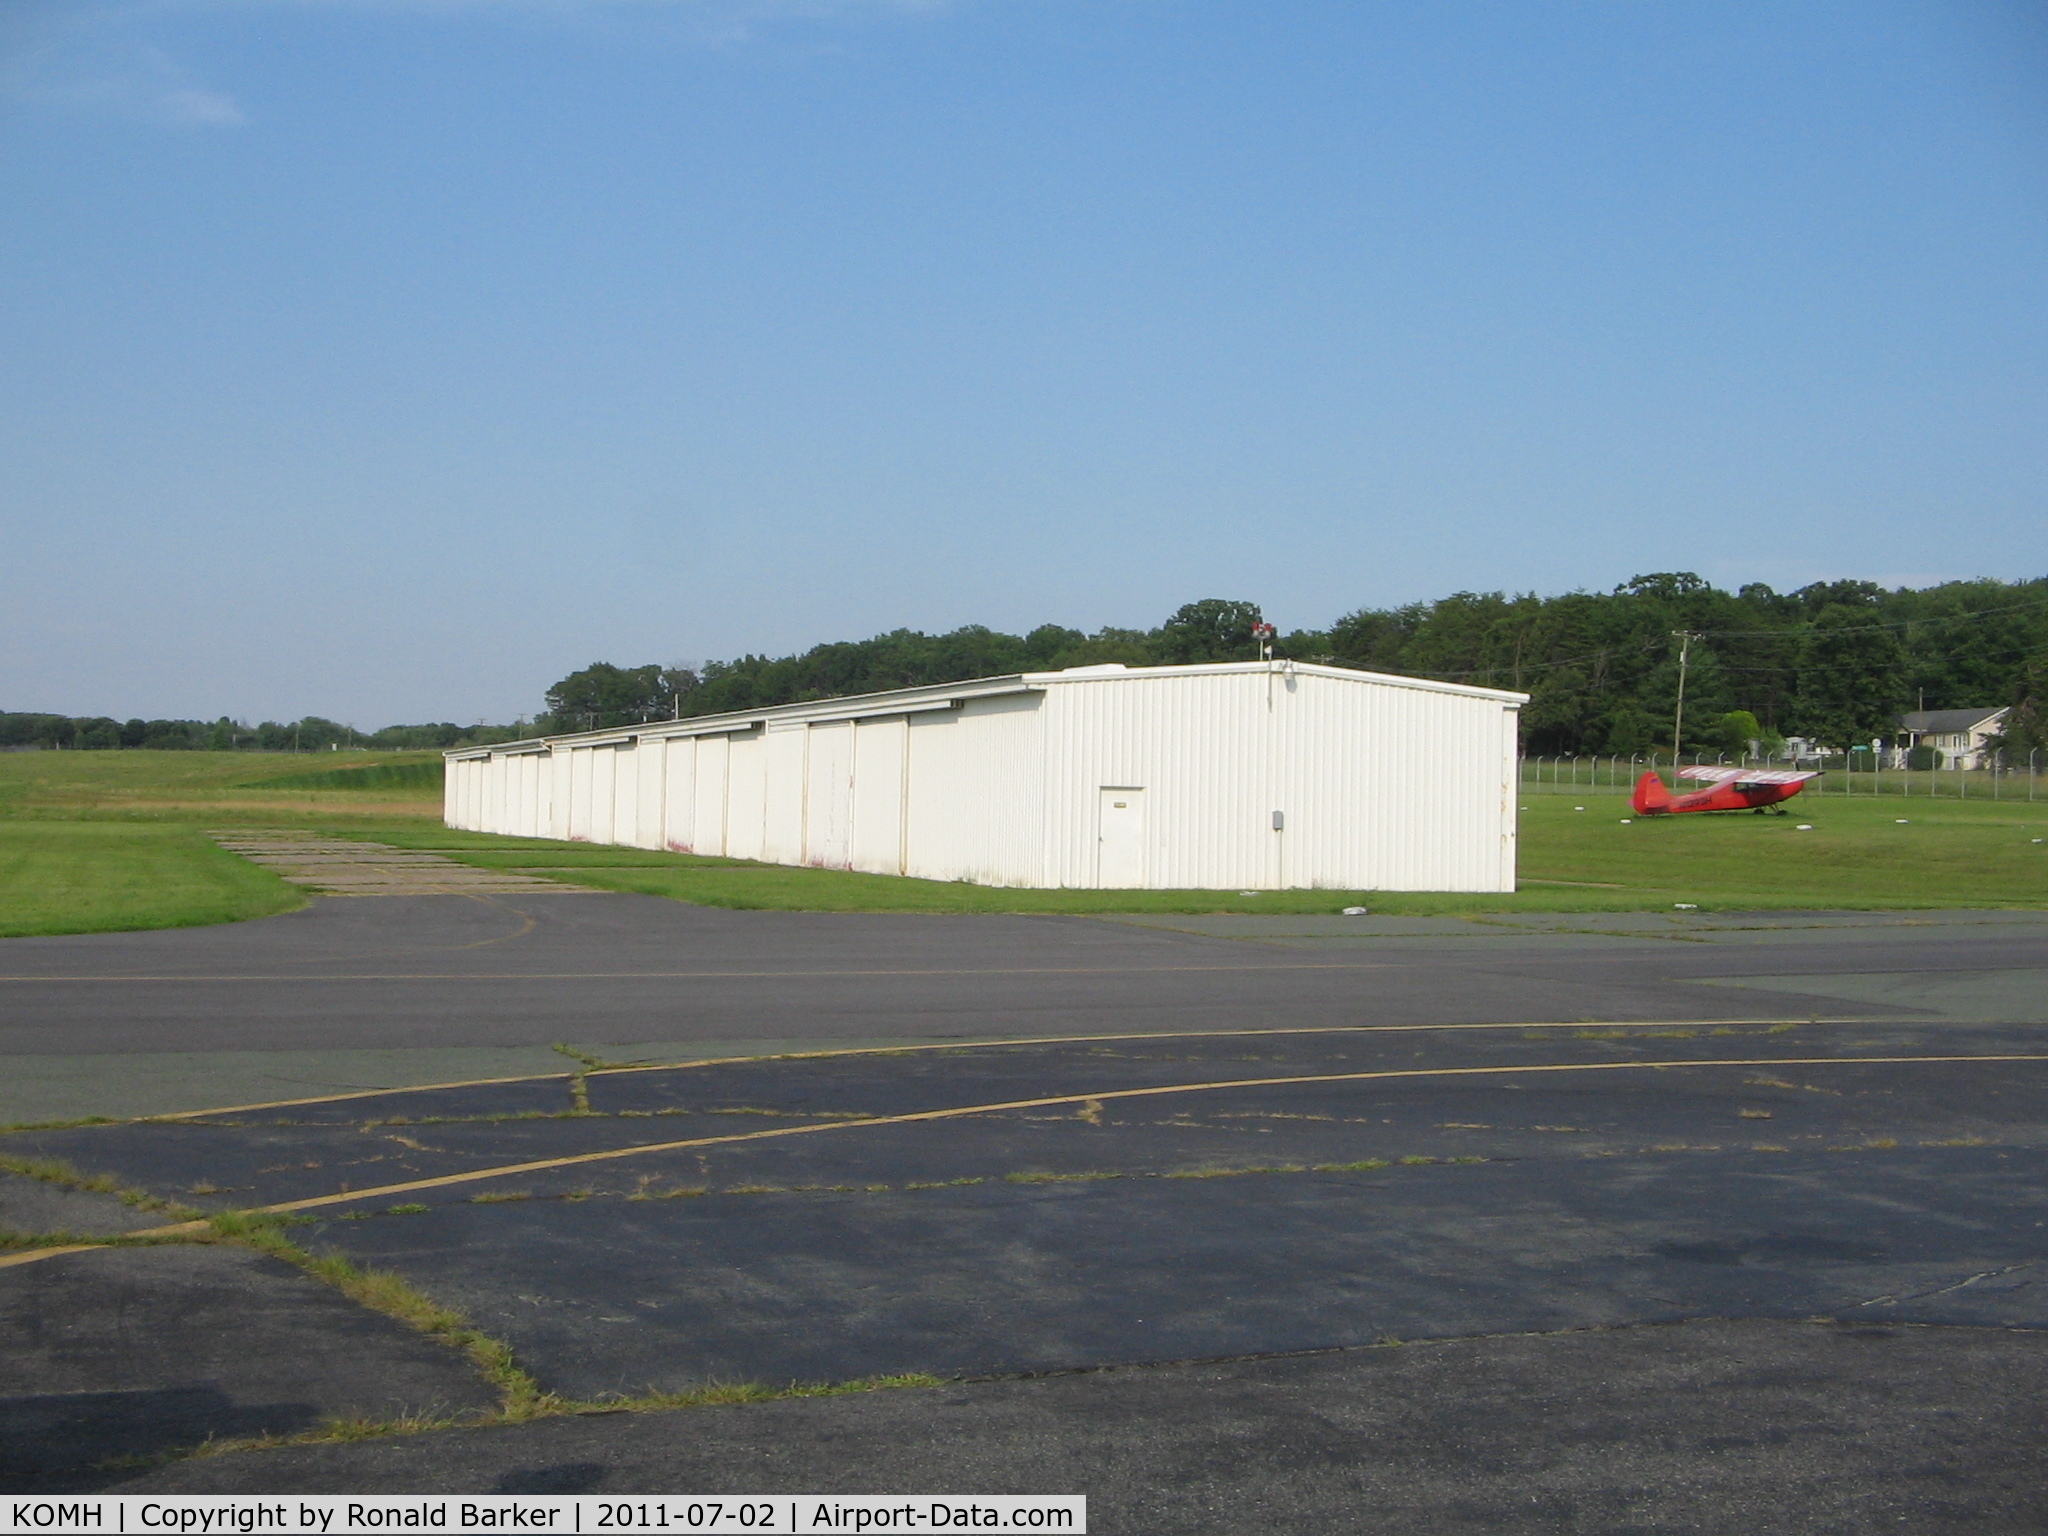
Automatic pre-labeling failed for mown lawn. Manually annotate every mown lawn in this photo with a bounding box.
[0,748,444,824]
[1,752,2041,934]
[0,821,305,938]
[1513,789,2047,911]
[375,791,2048,915]
[0,750,438,937]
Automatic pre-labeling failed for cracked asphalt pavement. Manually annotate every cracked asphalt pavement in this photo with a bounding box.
[3,893,2045,1527]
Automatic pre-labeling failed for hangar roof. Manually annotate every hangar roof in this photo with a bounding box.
[447,660,1527,761]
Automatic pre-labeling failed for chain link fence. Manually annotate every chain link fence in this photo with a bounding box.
[1517,751,2044,801]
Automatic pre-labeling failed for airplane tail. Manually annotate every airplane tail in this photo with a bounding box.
[1632,771,1671,816]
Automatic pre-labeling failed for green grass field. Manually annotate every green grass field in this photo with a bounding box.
[0,821,307,938]
[1512,789,2046,912]
[376,794,2046,915]
[0,751,2041,936]
[0,750,442,938]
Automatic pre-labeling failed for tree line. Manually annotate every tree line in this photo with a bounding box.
[0,714,528,754]
[13,573,2042,758]
[542,575,2048,760]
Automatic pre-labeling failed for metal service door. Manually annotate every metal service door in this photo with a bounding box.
[1098,787,1146,888]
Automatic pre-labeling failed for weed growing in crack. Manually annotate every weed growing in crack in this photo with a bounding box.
[1164,1164,1305,1180]
[593,1374,947,1414]
[553,1043,636,1073]
[0,1154,200,1219]
[206,1210,554,1418]
[0,1115,123,1135]
[0,1228,154,1251]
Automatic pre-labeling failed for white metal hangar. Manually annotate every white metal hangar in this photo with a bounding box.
[444,661,1526,892]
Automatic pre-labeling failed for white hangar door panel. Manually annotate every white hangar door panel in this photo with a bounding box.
[568,750,594,841]
[512,756,535,837]
[850,718,908,875]
[662,740,697,852]
[631,740,666,849]
[760,727,807,866]
[694,737,730,857]
[805,722,854,870]
[725,733,768,862]
[590,746,620,845]
[449,760,471,829]
[1097,788,1146,888]
[548,751,573,840]
[526,753,548,839]
[610,744,637,849]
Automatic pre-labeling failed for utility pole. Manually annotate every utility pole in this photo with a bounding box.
[1670,631,1702,775]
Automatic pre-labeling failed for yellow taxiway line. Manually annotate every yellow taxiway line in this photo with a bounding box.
[8,1049,2037,1272]
[127,1017,1869,1121]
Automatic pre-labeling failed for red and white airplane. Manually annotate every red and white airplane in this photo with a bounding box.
[1632,765,1822,816]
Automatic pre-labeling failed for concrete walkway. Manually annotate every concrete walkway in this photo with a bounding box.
[209,832,600,896]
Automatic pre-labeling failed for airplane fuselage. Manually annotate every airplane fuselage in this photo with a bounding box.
[1631,770,1812,816]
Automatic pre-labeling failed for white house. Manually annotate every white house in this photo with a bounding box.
[1893,707,2009,770]
[445,660,1526,892]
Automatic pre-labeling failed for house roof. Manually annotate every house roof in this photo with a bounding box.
[1897,707,2008,734]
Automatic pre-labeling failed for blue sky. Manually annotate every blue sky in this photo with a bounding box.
[3,1,2044,726]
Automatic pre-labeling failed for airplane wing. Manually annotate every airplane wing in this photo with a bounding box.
[1677,766,1823,787]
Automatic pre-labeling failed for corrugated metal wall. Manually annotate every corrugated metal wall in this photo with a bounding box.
[903,694,1046,885]
[1038,671,1265,890]
[725,732,767,862]
[805,722,854,868]
[687,735,726,855]
[632,740,666,850]
[849,718,907,874]
[1037,668,1518,891]
[444,664,1521,891]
